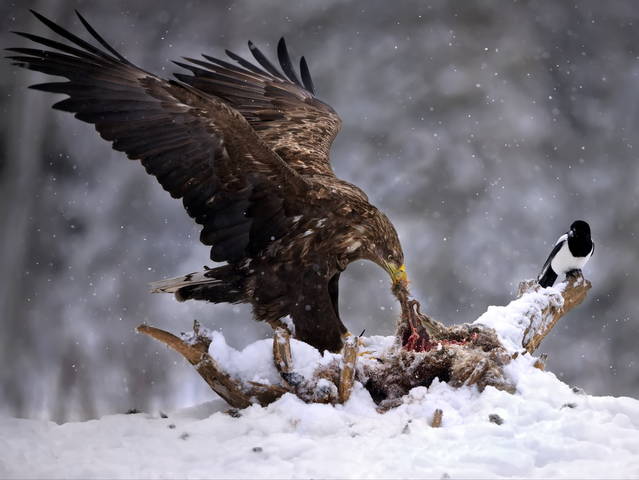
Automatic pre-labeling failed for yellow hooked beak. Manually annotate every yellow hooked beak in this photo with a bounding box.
[386,262,408,286]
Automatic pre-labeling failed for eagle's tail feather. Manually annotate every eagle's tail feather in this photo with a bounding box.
[149,271,209,294]
[150,266,245,304]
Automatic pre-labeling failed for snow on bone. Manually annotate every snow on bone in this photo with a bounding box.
[473,282,565,352]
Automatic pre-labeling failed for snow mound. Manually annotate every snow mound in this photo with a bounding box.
[208,330,343,384]
[473,282,565,352]
[2,351,639,478]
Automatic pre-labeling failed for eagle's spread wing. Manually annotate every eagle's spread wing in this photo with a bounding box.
[173,38,341,177]
[8,10,309,263]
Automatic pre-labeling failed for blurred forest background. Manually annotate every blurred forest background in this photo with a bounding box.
[1,0,638,422]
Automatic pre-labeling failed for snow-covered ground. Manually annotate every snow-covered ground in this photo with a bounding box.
[2,348,639,479]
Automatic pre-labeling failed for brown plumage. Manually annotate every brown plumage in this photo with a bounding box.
[8,10,410,353]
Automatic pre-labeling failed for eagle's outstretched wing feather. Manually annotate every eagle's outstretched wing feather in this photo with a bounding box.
[8,10,307,263]
[173,38,342,176]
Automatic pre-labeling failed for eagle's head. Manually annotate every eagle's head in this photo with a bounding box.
[361,211,408,291]
[377,240,408,289]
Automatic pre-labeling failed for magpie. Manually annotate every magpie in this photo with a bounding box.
[538,220,594,287]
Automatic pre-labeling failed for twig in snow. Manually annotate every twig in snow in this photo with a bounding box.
[431,409,443,428]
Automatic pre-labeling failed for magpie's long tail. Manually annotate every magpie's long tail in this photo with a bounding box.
[538,267,558,288]
[150,265,245,303]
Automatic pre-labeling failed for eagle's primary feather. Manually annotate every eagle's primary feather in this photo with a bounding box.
[8,10,409,352]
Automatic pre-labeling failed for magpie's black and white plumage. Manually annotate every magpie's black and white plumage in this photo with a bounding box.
[538,220,594,287]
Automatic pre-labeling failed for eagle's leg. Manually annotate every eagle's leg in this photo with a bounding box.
[272,327,356,405]
[272,328,304,387]
[338,334,358,403]
[289,269,348,353]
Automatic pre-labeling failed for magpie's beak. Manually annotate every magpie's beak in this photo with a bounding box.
[385,262,408,287]
[568,229,575,238]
